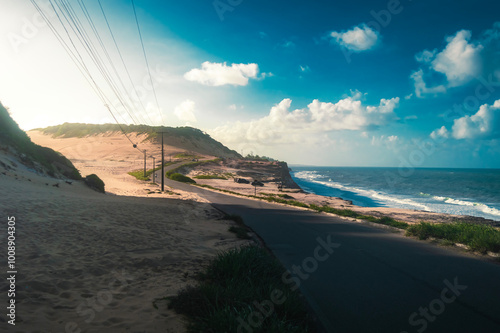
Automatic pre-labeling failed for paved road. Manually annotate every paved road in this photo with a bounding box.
[156,169,500,333]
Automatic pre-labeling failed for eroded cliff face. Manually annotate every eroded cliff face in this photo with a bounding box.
[278,162,302,190]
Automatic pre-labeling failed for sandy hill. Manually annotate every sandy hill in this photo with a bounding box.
[0,103,81,180]
[35,123,242,159]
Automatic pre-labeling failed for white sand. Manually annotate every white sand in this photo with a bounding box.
[0,134,252,332]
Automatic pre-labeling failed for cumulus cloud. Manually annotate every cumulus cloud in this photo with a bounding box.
[410,69,446,98]
[431,100,500,140]
[330,24,379,52]
[411,29,486,97]
[184,62,260,86]
[431,30,483,87]
[210,92,400,145]
[174,99,197,123]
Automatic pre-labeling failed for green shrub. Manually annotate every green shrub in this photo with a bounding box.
[406,222,500,253]
[169,246,314,332]
[84,174,105,193]
[169,173,196,184]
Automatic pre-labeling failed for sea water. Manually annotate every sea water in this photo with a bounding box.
[291,166,500,221]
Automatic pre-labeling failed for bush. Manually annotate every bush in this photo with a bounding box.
[169,246,314,332]
[406,222,500,253]
[168,173,196,184]
[84,174,105,193]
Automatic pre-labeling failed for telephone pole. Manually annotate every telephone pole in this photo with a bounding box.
[143,149,147,178]
[152,156,156,183]
[161,132,165,191]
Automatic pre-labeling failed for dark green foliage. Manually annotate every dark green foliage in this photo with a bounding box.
[128,162,176,181]
[194,174,227,180]
[224,214,251,239]
[168,173,196,184]
[169,246,314,332]
[0,103,81,179]
[406,222,500,253]
[84,174,105,193]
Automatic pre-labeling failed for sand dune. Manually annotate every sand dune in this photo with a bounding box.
[0,137,251,332]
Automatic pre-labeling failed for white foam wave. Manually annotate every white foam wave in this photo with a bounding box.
[294,171,431,211]
[432,196,500,217]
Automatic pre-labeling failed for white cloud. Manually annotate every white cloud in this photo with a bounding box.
[210,92,400,146]
[410,69,446,98]
[330,24,379,52]
[411,29,484,97]
[184,62,260,86]
[431,100,500,140]
[430,125,450,139]
[431,30,483,87]
[174,99,197,123]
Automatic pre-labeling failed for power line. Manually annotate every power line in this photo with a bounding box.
[96,0,155,126]
[130,0,165,126]
[30,0,139,147]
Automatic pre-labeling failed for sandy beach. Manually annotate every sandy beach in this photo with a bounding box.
[1,134,252,332]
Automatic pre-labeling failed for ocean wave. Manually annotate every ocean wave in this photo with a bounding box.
[294,171,431,211]
[432,196,500,217]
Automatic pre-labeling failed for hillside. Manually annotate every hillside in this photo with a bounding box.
[37,123,242,159]
[0,103,81,179]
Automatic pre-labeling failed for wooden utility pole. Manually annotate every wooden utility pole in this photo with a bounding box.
[161,132,165,191]
[143,149,147,178]
[152,156,156,183]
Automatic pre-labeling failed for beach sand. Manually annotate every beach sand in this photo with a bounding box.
[0,136,252,332]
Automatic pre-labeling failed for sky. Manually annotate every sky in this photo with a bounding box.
[1,0,500,168]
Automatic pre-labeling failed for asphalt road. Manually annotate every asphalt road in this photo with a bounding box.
[156,169,500,333]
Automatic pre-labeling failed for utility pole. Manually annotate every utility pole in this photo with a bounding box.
[143,149,147,178]
[161,132,165,191]
[152,156,156,183]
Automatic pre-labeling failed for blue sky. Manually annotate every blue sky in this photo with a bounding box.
[1,0,499,167]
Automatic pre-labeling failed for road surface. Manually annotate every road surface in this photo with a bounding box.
[156,167,500,333]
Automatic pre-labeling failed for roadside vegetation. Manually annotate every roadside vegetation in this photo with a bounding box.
[223,214,251,239]
[168,246,315,332]
[194,174,227,180]
[168,173,196,184]
[128,162,176,181]
[406,222,500,254]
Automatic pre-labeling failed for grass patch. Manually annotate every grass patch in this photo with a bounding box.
[169,246,314,332]
[128,162,177,181]
[168,173,196,184]
[224,214,251,239]
[174,153,201,159]
[406,222,500,253]
[309,205,408,229]
[194,174,227,180]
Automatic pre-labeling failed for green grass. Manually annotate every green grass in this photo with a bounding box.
[168,173,196,184]
[309,204,409,229]
[194,174,227,180]
[168,246,314,332]
[223,214,251,239]
[128,162,176,181]
[174,153,201,159]
[406,222,500,253]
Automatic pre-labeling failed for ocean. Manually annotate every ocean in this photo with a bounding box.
[290,166,500,221]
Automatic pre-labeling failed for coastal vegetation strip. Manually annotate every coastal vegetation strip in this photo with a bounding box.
[406,222,500,254]
[168,246,315,332]
[128,162,177,181]
[193,184,500,255]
